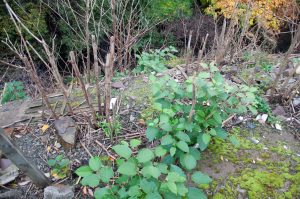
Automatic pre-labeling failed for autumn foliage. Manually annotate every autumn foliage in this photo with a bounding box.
[205,0,299,30]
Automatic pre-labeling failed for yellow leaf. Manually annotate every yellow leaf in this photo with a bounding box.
[41,124,49,133]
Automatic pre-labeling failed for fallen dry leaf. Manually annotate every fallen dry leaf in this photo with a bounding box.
[18,180,31,186]
[88,189,94,197]
[138,119,146,126]
[83,186,87,195]
[41,124,50,133]
[4,127,14,136]
[47,146,51,153]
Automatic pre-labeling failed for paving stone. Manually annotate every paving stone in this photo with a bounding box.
[54,117,77,150]
[44,185,74,199]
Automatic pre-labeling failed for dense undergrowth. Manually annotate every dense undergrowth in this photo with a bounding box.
[72,61,260,198]
[0,0,299,199]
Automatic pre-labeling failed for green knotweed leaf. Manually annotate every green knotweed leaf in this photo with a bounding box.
[155,146,167,157]
[130,139,142,148]
[182,154,197,170]
[141,165,161,179]
[167,182,177,195]
[176,141,189,153]
[161,135,174,145]
[112,145,132,159]
[94,187,109,199]
[146,127,159,141]
[81,174,100,188]
[75,166,93,177]
[89,157,102,171]
[117,161,137,176]
[187,187,207,199]
[99,166,114,183]
[137,149,154,163]
[191,171,212,184]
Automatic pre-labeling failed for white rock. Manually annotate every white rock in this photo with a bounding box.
[296,65,300,74]
[44,185,74,199]
[293,98,300,107]
[129,115,135,122]
[110,98,117,109]
[275,123,282,131]
[54,142,61,149]
[261,114,268,123]
[250,138,260,144]
[0,163,19,185]
[256,114,268,124]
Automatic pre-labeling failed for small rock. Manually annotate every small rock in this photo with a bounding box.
[0,163,19,185]
[112,81,125,89]
[250,138,260,144]
[231,76,242,84]
[246,122,256,129]
[54,117,77,149]
[129,115,135,122]
[283,68,292,76]
[272,106,286,117]
[293,98,300,107]
[275,123,282,131]
[44,185,74,199]
[256,114,268,124]
[288,78,296,84]
[54,142,61,149]
[0,190,21,199]
[110,98,117,109]
[296,65,300,75]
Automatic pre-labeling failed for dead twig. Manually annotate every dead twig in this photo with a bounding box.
[22,116,33,133]
[222,114,237,127]
[94,140,116,160]
[80,141,93,158]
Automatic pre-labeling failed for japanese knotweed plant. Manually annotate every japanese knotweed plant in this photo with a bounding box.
[75,139,210,199]
[145,62,258,170]
[134,46,178,73]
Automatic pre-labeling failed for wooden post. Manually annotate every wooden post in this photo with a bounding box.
[105,36,115,121]
[0,128,50,187]
[70,51,97,122]
[92,35,103,115]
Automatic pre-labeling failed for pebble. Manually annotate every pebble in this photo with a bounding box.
[54,117,77,149]
[256,114,268,124]
[112,81,125,89]
[54,142,61,149]
[44,185,74,199]
[129,115,135,122]
[275,123,282,131]
[296,65,300,74]
[250,138,260,144]
[246,122,256,129]
[272,106,286,117]
[293,98,300,107]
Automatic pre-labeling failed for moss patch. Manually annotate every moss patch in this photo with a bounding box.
[199,125,300,199]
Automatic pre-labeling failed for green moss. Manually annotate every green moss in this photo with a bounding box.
[202,124,300,199]
[124,78,152,105]
[213,193,225,199]
[239,169,284,198]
